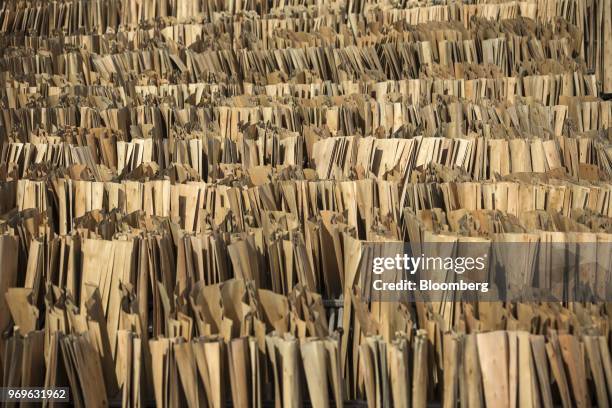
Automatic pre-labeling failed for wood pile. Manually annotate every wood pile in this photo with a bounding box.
[0,0,611,407]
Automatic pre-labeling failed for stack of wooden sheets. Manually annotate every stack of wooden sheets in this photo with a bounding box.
[0,0,611,407]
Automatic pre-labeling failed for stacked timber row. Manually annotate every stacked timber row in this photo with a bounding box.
[0,0,611,407]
